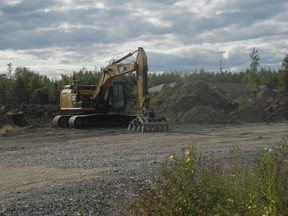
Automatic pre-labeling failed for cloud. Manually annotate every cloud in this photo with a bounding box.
[0,0,288,77]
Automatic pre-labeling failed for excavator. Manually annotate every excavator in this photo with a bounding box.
[53,47,168,132]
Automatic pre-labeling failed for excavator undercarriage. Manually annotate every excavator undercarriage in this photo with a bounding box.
[53,113,136,128]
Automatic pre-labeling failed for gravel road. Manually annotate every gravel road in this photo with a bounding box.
[0,123,287,215]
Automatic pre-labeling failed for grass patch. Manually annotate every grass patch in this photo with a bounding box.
[0,125,26,136]
[125,140,288,215]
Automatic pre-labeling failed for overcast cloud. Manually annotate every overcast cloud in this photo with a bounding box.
[0,0,287,77]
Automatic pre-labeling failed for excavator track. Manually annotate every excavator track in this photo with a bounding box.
[53,115,71,127]
[53,114,136,128]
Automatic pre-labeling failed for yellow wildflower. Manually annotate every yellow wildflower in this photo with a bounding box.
[185,150,191,156]
[248,205,256,209]
[186,157,191,163]
[169,155,174,160]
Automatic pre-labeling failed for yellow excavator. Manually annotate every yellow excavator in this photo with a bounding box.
[53,47,168,132]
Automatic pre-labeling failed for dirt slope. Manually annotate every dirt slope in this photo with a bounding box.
[150,81,236,123]
[150,82,288,124]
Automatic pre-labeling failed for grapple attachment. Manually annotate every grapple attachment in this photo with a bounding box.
[128,108,168,132]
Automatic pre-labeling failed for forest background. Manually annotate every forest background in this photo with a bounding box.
[1,48,288,107]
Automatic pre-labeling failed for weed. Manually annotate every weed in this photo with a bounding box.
[0,125,26,136]
[125,141,288,215]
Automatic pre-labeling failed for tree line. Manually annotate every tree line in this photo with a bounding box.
[0,49,288,106]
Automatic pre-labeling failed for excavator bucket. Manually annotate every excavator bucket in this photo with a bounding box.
[7,111,31,127]
[0,107,31,128]
[127,108,168,132]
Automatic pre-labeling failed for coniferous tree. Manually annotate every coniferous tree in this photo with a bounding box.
[281,54,288,91]
[245,47,260,88]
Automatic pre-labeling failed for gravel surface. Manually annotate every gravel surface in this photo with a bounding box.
[0,123,287,215]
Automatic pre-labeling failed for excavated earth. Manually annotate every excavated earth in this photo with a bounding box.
[1,122,288,215]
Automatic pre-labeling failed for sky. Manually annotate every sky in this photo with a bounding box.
[0,0,288,78]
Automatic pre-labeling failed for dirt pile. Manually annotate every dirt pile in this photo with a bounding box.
[231,89,288,123]
[231,104,275,123]
[252,89,288,120]
[19,104,59,127]
[150,81,288,124]
[181,105,237,124]
[0,113,16,128]
[0,105,59,128]
[0,107,30,128]
[151,81,236,123]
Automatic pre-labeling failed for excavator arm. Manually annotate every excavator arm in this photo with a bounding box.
[135,47,149,110]
[94,47,168,131]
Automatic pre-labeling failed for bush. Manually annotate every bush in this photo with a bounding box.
[125,140,288,215]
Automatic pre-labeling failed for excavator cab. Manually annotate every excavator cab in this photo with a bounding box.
[110,82,126,112]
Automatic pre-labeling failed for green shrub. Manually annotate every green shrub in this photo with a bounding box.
[125,140,288,215]
[233,96,249,108]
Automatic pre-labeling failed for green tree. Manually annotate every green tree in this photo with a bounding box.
[0,74,8,105]
[32,88,49,104]
[59,74,72,90]
[6,63,15,105]
[244,47,260,88]
[258,67,274,89]
[148,72,181,87]
[48,80,61,104]
[13,67,42,104]
[250,47,260,73]
[7,63,13,77]
[281,54,288,91]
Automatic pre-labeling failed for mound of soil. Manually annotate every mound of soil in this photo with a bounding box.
[181,105,237,124]
[150,81,288,124]
[0,113,30,128]
[0,107,31,128]
[151,81,236,121]
[231,104,275,123]
[251,89,288,121]
[0,113,15,128]
[20,104,59,118]
[233,89,288,122]
[0,105,59,128]
[18,104,59,127]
